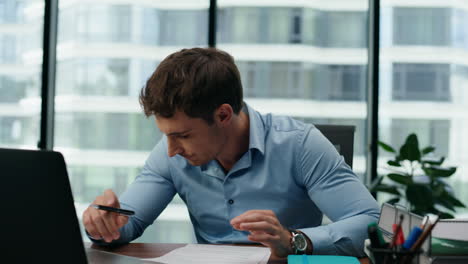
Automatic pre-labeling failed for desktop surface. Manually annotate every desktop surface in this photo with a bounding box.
[87,242,370,264]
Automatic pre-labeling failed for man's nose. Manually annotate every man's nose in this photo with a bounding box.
[167,138,182,157]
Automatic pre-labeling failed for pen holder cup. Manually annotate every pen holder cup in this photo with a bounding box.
[367,246,422,264]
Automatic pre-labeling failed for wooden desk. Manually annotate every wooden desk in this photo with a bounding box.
[87,242,369,264]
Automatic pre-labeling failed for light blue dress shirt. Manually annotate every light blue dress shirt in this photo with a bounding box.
[104,104,379,256]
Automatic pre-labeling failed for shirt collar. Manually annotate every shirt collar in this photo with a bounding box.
[200,103,265,178]
[244,103,265,156]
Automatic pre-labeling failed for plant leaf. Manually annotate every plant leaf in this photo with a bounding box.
[387,160,401,167]
[386,198,400,205]
[406,184,433,211]
[432,182,446,197]
[437,211,455,219]
[399,134,421,162]
[372,184,401,196]
[441,191,466,208]
[422,157,445,166]
[424,166,457,178]
[434,197,456,212]
[369,176,384,190]
[422,207,452,218]
[387,173,413,185]
[379,141,396,153]
[395,155,403,163]
[433,178,450,189]
[421,146,435,155]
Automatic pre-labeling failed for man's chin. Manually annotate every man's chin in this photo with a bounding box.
[186,158,207,166]
[185,158,198,165]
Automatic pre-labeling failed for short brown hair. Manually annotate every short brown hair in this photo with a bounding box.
[139,48,243,124]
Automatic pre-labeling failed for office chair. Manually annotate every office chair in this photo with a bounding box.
[315,124,356,168]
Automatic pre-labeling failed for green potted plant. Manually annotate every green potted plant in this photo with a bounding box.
[370,133,466,218]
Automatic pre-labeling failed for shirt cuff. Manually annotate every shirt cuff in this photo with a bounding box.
[300,225,337,255]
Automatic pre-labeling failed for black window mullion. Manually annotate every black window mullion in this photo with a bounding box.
[208,0,217,47]
[38,0,59,150]
[366,0,380,189]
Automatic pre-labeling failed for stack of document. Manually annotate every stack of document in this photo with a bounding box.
[143,244,271,264]
[429,219,468,260]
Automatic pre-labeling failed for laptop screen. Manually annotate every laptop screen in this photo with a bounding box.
[0,148,88,263]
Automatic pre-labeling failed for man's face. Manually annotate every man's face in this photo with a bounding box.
[155,111,226,166]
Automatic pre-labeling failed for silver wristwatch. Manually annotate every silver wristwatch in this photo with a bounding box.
[290,230,308,254]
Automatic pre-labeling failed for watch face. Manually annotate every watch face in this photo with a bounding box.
[294,233,308,251]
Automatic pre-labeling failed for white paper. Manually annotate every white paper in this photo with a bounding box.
[433,219,468,241]
[142,244,271,264]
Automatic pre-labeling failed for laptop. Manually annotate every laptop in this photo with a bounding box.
[0,148,152,263]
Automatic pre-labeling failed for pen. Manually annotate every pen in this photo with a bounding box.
[91,204,135,216]
[410,215,440,252]
[368,222,386,248]
[402,226,423,250]
[402,215,440,264]
[402,215,429,249]
[389,214,404,249]
[420,215,429,229]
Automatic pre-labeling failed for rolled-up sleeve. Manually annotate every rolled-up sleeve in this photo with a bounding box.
[297,125,380,256]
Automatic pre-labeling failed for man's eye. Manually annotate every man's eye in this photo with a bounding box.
[179,135,189,139]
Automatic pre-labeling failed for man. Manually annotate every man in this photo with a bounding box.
[83,47,379,258]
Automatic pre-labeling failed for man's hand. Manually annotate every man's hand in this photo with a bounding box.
[82,189,128,243]
[230,210,293,258]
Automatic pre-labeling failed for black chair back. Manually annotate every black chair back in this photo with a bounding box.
[315,124,356,168]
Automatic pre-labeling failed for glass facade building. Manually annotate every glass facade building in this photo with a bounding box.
[1,0,468,243]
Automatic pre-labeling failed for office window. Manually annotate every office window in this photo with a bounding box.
[55,112,160,151]
[218,1,369,179]
[0,0,24,23]
[0,34,21,64]
[68,166,141,202]
[237,62,303,98]
[60,5,207,47]
[393,8,451,46]
[218,7,367,47]
[0,115,37,146]
[453,9,468,49]
[140,8,159,45]
[0,75,27,103]
[312,65,366,101]
[0,0,42,148]
[265,8,292,44]
[158,9,207,46]
[72,4,132,43]
[302,9,320,46]
[290,8,302,43]
[318,11,367,48]
[218,7,261,44]
[269,62,303,98]
[392,63,451,101]
[57,58,158,97]
[380,3,468,215]
[391,119,450,157]
[56,59,130,96]
[237,61,366,101]
[218,7,303,45]
[55,0,208,243]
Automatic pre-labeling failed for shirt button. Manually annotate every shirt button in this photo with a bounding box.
[228,199,234,205]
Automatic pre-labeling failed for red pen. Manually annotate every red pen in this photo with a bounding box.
[393,223,405,246]
[389,214,404,248]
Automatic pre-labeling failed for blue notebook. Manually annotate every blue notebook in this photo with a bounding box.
[288,255,360,264]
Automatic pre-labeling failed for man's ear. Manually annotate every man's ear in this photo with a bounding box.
[215,104,233,126]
